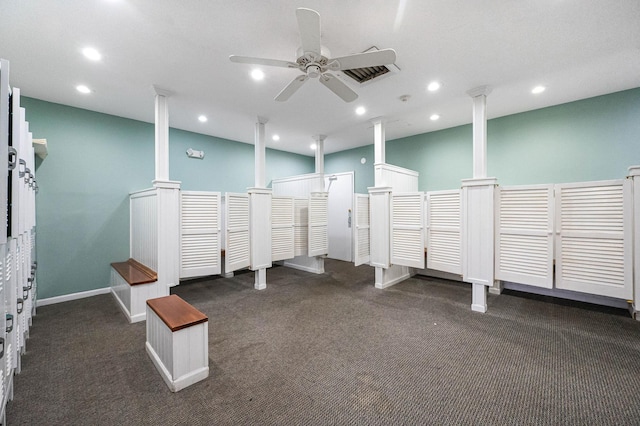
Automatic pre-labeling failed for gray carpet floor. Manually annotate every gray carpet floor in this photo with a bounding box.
[6,259,640,425]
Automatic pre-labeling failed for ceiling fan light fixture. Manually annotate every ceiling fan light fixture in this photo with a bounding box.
[251,69,265,81]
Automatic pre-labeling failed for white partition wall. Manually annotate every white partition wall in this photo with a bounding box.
[630,166,640,319]
[369,187,391,269]
[391,193,425,269]
[495,185,554,288]
[374,164,419,192]
[224,193,250,273]
[249,188,272,271]
[271,196,295,262]
[0,60,9,246]
[354,194,370,266]
[130,188,158,272]
[426,190,462,274]
[555,179,632,299]
[180,191,221,279]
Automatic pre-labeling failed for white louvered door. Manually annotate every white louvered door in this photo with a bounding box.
[308,192,329,257]
[180,191,221,279]
[293,198,309,257]
[426,190,462,274]
[495,185,554,288]
[354,194,370,266]
[555,179,632,299]
[272,196,294,261]
[391,192,425,269]
[224,193,250,273]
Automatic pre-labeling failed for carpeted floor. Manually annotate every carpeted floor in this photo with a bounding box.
[6,259,640,425]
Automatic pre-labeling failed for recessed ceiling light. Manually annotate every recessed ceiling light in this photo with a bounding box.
[427,81,441,92]
[310,143,317,150]
[251,69,265,81]
[76,85,91,94]
[272,134,280,141]
[355,106,366,115]
[532,85,546,94]
[82,47,102,61]
[430,114,440,121]
[198,115,207,122]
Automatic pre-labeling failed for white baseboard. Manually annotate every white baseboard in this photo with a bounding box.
[283,261,324,274]
[36,287,111,307]
[375,272,410,289]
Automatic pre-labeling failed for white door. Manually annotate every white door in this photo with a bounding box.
[180,191,221,279]
[555,179,632,299]
[271,196,294,261]
[495,185,554,288]
[324,172,354,262]
[391,192,425,269]
[426,189,462,274]
[354,194,370,266]
[224,193,250,273]
[308,192,329,257]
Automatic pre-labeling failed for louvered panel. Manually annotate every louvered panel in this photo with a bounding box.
[272,196,294,261]
[293,198,308,257]
[180,192,221,279]
[426,190,461,274]
[308,193,328,257]
[294,198,308,226]
[495,185,553,288]
[391,193,424,269]
[294,226,308,256]
[225,193,250,273]
[555,179,631,299]
[354,194,370,266]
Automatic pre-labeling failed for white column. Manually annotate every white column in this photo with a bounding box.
[153,85,172,181]
[463,86,495,313]
[371,118,386,165]
[252,117,270,290]
[255,116,267,188]
[629,166,640,321]
[313,135,326,175]
[467,86,492,179]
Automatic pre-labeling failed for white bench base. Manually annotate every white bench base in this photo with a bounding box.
[110,267,165,323]
[145,303,209,392]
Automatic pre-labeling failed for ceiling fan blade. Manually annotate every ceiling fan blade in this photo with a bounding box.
[319,73,358,103]
[275,75,309,101]
[229,55,299,69]
[296,8,321,55]
[329,48,397,71]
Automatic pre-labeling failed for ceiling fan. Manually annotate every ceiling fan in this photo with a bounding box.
[229,8,397,103]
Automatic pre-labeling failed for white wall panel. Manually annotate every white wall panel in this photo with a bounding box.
[272,196,294,261]
[308,192,328,257]
[374,164,419,192]
[496,185,554,288]
[391,192,424,269]
[180,191,221,279]
[249,189,272,270]
[272,173,324,197]
[426,190,462,274]
[224,193,250,273]
[354,194,370,266]
[555,179,632,299]
[130,188,158,272]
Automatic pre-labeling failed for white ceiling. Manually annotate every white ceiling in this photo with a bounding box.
[1,0,639,156]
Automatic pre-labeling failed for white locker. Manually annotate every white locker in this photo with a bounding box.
[180,191,221,279]
[308,192,328,257]
[426,190,462,274]
[354,194,370,266]
[555,179,632,299]
[391,192,425,269]
[495,185,554,288]
[271,196,294,262]
[224,193,250,273]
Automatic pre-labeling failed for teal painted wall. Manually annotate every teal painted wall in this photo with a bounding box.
[324,145,374,194]
[22,97,313,299]
[328,88,640,192]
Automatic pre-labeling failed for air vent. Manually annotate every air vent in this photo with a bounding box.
[342,46,400,85]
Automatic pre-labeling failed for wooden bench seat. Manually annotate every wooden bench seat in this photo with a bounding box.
[146,295,207,332]
[110,259,157,285]
[110,259,164,323]
[145,295,209,392]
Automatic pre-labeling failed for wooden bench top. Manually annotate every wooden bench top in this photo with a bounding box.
[146,295,208,332]
[111,259,157,286]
